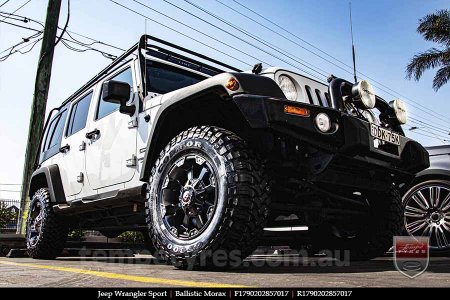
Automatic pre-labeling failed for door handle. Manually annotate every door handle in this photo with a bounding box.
[85,129,100,139]
[59,144,70,153]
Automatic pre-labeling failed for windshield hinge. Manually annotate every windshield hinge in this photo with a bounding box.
[128,117,138,128]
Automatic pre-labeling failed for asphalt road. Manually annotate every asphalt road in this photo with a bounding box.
[0,253,449,287]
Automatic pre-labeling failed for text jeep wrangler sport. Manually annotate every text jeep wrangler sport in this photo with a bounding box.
[26,35,429,268]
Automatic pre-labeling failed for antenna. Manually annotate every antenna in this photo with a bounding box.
[349,1,357,83]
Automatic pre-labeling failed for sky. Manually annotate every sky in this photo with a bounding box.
[0,0,450,199]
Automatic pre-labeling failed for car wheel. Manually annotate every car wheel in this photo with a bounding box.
[26,188,69,259]
[146,126,269,269]
[403,179,450,251]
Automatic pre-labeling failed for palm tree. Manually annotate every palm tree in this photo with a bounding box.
[406,9,450,91]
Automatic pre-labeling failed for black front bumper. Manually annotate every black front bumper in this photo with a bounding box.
[233,94,430,181]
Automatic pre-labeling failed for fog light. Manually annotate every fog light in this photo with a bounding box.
[315,113,331,132]
[390,99,408,125]
[351,80,376,109]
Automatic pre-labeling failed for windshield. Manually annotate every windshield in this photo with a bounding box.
[146,62,206,94]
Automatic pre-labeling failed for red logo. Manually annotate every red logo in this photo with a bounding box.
[394,236,429,278]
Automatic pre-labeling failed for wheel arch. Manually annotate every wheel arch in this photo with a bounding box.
[402,168,450,195]
[139,90,274,182]
[29,165,67,204]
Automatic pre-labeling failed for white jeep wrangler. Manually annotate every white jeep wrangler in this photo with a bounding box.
[26,35,429,268]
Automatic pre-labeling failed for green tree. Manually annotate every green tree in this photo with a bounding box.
[0,202,15,229]
[406,9,450,91]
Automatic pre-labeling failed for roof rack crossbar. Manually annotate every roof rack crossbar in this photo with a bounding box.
[141,35,242,73]
[60,44,138,107]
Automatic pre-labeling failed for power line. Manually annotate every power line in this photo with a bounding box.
[0,0,10,8]
[110,0,449,135]
[0,18,40,32]
[415,128,450,141]
[0,19,42,61]
[408,130,449,145]
[229,0,352,72]
[0,30,42,55]
[1,0,31,21]
[410,128,450,144]
[128,0,259,68]
[159,0,325,82]
[54,0,70,47]
[2,4,448,139]
[176,0,449,132]
[228,0,450,125]
[409,112,450,131]
[60,37,117,60]
[174,0,450,132]
[0,20,42,61]
[4,6,448,132]
[0,183,23,186]
[214,0,348,75]
[109,0,255,68]
[0,189,21,193]
[182,0,328,81]
[0,17,118,61]
[409,118,450,135]
[0,37,41,61]
[0,10,43,27]
[0,10,126,52]
[2,3,253,67]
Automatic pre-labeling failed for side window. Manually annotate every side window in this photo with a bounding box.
[41,109,68,161]
[66,92,93,137]
[47,110,68,150]
[42,115,60,153]
[96,68,133,120]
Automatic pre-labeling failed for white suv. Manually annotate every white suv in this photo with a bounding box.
[26,35,429,268]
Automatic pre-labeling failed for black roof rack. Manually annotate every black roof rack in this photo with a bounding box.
[140,35,242,74]
[58,35,242,109]
[60,43,138,107]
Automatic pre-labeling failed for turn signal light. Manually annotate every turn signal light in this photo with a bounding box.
[284,105,310,117]
[225,77,240,91]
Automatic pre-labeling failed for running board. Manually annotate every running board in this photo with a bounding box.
[264,226,309,232]
[53,185,146,215]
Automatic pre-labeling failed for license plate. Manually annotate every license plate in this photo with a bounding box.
[370,124,400,146]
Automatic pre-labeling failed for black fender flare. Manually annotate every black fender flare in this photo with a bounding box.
[401,168,450,195]
[139,73,285,182]
[29,165,66,204]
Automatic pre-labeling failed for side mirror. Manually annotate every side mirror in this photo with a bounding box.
[102,80,135,116]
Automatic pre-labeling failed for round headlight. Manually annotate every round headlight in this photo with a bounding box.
[352,80,376,109]
[315,113,331,132]
[278,75,298,101]
[390,99,408,124]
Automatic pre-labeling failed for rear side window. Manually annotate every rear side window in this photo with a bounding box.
[42,115,60,153]
[46,110,67,150]
[96,68,133,120]
[66,92,92,137]
[40,109,68,162]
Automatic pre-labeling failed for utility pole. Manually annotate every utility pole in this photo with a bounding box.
[18,0,62,234]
